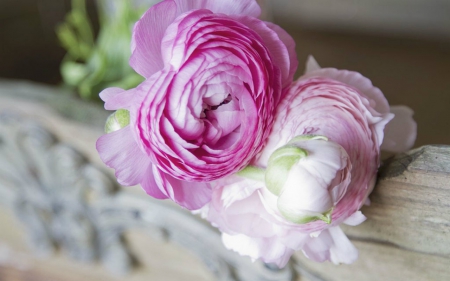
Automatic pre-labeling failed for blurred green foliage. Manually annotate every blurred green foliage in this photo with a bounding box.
[57,0,149,100]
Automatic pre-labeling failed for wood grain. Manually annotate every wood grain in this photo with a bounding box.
[295,145,450,281]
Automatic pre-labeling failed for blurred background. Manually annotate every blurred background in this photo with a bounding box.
[0,0,449,146]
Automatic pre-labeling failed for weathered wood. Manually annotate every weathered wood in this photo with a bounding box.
[294,145,450,281]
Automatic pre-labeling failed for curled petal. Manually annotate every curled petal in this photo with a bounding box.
[381,105,417,153]
[343,211,367,226]
[100,87,136,110]
[222,233,294,268]
[305,55,321,74]
[303,226,358,264]
[130,0,178,77]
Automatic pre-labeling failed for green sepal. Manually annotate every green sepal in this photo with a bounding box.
[265,145,307,196]
[105,109,130,133]
[279,207,334,225]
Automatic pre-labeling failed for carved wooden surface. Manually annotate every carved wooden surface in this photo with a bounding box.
[1,80,449,281]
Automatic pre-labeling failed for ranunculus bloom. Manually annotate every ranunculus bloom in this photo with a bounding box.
[96,0,297,210]
[200,57,417,266]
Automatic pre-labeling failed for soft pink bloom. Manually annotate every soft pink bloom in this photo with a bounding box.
[200,57,417,266]
[96,0,297,210]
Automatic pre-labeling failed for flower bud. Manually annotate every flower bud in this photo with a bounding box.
[105,109,130,133]
[265,135,351,224]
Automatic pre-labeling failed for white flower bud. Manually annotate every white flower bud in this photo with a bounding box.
[265,135,351,224]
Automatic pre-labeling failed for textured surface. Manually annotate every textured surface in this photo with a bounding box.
[295,145,450,281]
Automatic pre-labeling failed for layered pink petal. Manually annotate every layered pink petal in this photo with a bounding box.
[302,65,390,114]
[154,169,212,210]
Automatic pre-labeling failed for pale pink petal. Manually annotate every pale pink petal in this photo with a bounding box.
[302,68,390,114]
[343,211,366,226]
[96,126,151,186]
[381,105,417,153]
[328,227,359,264]
[302,230,333,262]
[159,171,212,210]
[305,55,321,74]
[130,0,178,77]
[222,233,293,267]
[302,227,358,264]
[99,87,125,103]
[100,87,137,110]
[173,0,261,17]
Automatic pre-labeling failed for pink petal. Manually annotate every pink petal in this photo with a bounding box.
[141,164,169,200]
[157,170,212,210]
[343,211,367,226]
[328,227,359,264]
[130,0,178,77]
[235,16,296,91]
[264,21,298,88]
[173,0,261,17]
[302,227,358,264]
[100,87,137,110]
[99,87,125,103]
[222,233,293,268]
[96,126,151,186]
[302,68,390,114]
[381,105,417,153]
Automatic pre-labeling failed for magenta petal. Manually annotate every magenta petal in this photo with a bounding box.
[381,105,417,153]
[159,171,212,210]
[96,126,151,186]
[173,0,261,17]
[130,0,178,77]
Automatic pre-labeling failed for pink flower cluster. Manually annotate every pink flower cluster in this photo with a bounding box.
[96,0,417,266]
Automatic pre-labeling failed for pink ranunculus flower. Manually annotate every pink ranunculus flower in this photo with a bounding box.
[200,57,417,266]
[96,0,297,210]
